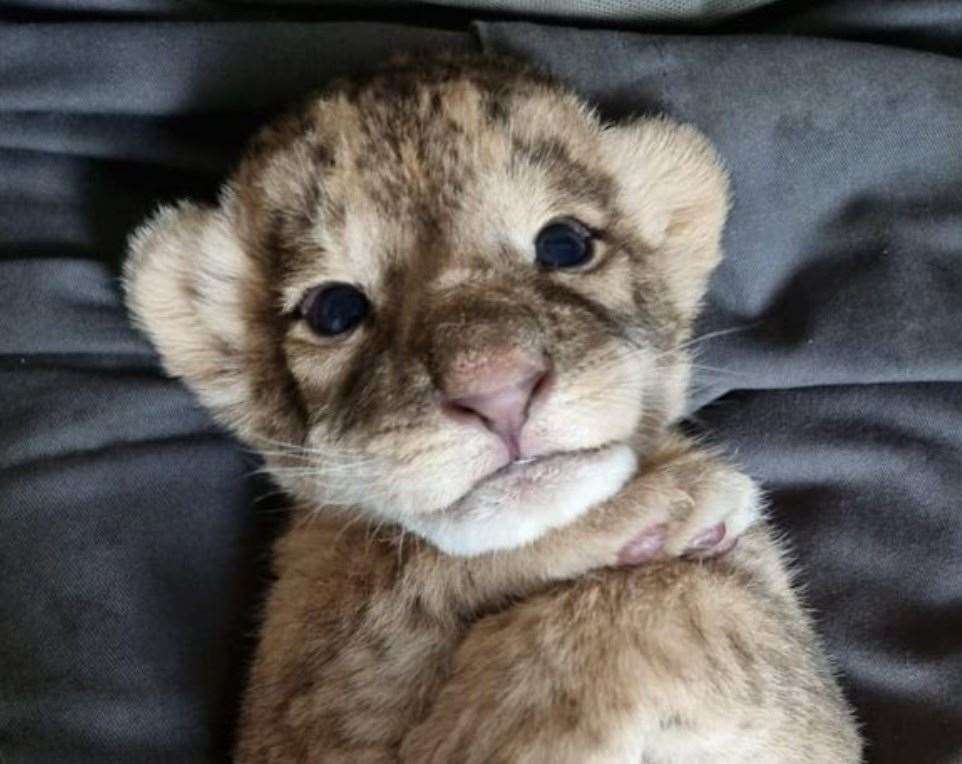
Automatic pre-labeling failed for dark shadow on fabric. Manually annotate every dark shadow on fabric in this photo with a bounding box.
[81,114,265,274]
[851,689,962,764]
[215,456,291,758]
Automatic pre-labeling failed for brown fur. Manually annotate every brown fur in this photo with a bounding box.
[124,56,861,762]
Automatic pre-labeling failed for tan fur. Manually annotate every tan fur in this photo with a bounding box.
[124,56,861,762]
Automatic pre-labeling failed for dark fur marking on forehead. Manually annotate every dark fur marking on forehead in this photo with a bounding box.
[325,197,347,232]
[482,88,511,125]
[311,141,335,169]
[234,131,335,264]
[264,205,319,272]
[512,136,615,210]
[300,139,336,226]
[442,116,466,138]
[354,127,472,223]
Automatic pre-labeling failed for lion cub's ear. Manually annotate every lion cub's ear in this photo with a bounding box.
[601,117,731,321]
[123,196,265,439]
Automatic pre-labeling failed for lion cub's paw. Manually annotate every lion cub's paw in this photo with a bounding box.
[619,466,763,565]
[674,467,763,558]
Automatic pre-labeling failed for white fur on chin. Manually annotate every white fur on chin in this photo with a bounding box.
[406,444,638,557]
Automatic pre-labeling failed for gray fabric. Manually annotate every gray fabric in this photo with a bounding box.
[1,0,781,24]
[221,0,782,22]
[419,0,778,21]
[725,1,962,56]
[2,8,961,764]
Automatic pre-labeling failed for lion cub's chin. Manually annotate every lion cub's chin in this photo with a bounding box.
[405,444,638,557]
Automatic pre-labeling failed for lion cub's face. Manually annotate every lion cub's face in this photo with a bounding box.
[126,58,728,552]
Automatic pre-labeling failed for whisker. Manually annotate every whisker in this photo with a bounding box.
[677,322,759,352]
[686,363,753,379]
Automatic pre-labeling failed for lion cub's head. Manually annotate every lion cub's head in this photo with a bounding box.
[125,57,728,554]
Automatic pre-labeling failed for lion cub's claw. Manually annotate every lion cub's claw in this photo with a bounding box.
[683,521,733,558]
[618,467,762,566]
[668,467,762,558]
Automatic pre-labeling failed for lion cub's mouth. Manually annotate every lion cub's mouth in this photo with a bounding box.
[462,445,626,504]
[406,444,638,557]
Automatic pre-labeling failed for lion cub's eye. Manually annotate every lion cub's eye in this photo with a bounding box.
[300,283,369,336]
[534,218,594,270]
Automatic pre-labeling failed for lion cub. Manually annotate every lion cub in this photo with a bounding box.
[125,57,861,762]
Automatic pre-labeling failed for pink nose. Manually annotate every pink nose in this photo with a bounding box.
[443,354,549,458]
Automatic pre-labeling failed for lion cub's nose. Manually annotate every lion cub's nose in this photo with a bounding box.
[442,351,550,459]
